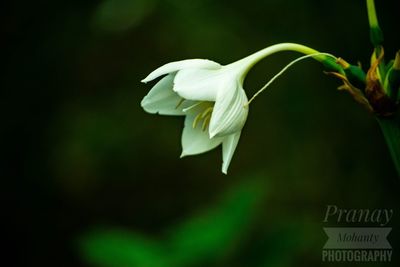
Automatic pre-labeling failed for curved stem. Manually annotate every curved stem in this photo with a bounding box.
[230,43,342,80]
[246,52,337,105]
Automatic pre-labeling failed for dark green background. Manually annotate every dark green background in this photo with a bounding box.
[4,0,400,266]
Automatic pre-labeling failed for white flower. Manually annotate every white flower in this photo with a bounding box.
[141,58,250,174]
[140,43,333,174]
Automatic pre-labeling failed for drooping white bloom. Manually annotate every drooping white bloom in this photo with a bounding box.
[140,43,330,174]
[141,58,251,174]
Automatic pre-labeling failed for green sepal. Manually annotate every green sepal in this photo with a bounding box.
[344,65,367,90]
[383,52,400,101]
[385,60,394,74]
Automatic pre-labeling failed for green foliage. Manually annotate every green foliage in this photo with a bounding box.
[80,230,168,267]
[79,179,265,267]
[93,0,155,32]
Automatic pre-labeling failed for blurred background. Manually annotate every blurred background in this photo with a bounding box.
[4,0,400,266]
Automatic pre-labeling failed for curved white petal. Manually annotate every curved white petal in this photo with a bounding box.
[222,131,241,174]
[181,105,223,157]
[209,80,249,138]
[141,74,189,115]
[173,68,223,101]
[141,59,221,83]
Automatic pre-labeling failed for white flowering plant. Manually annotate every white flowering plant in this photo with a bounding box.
[141,0,400,176]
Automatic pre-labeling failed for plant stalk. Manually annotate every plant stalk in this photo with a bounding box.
[377,115,400,177]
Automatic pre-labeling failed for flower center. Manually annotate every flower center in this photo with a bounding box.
[192,106,213,131]
[176,99,214,131]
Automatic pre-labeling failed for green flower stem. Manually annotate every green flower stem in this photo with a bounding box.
[366,0,379,28]
[377,115,400,177]
[236,43,343,78]
[366,0,384,46]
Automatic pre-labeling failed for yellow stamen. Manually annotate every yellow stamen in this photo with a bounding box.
[191,106,214,129]
[202,115,211,131]
[200,107,213,119]
[183,101,202,112]
[192,113,202,128]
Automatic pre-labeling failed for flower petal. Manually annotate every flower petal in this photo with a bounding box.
[221,131,241,174]
[141,59,221,83]
[141,74,190,115]
[209,80,249,138]
[181,105,223,157]
[173,68,223,101]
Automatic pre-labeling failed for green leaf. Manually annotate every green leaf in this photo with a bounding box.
[168,179,265,265]
[79,229,169,267]
[78,178,266,267]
